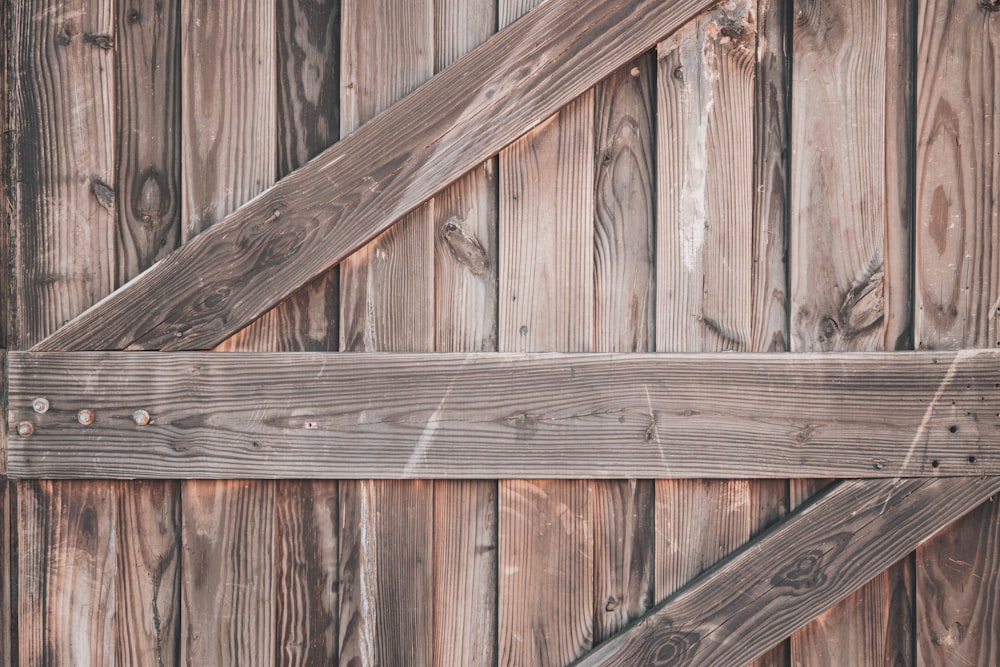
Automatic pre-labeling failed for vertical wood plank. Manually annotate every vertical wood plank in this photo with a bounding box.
[592,53,656,643]
[432,2,498,666]
[113,3,183,663]
[497,2,595,665]
[18,481,116,666]
[789,0,914,663]
[116,481,181,667]
[337,1,435,665]
[0,478,10,667]
[179,1,277,664]
[915,2,1000,665]
[181,481,275,663]
[7,2,118,664]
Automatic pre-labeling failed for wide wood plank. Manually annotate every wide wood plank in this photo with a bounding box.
[915,2,1000,664]
[34,0,713,353]
[10,350,1000,481]
[178,2,278,663]
[577,476,1000,667]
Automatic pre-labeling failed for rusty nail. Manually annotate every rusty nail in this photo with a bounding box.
[132,409,150,426]
[17,421,34,437]
[77,409,95,426]
[32,397,50,414]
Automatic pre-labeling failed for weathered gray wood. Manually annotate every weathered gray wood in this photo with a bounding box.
[6,350,1000,479]
[576,476,1000,667]
[34,0,714,353]
[915,2,1000,663]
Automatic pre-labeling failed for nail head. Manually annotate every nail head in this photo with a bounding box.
[17,421,34,437]
[77,409,95,426]
[32,397,50,414]
[132,409,150,426]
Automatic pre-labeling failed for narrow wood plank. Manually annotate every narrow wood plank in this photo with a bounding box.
[179,2,277,664]
[498,0,596,662]
[180,480,275,663]
[432,2,499,665]
[35,0,714,353]
[113,4,184,662]
[116,481,181,667]
[578,476,1000,667]
[337,1,435,665]
[592,52,656,643]
[9,349,1000,479]
[18,481,116,666]
[915,3,1000,664]
[0,477,10,667]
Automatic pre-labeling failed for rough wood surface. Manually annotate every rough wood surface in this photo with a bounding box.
[337,2,435,664]
[0,478,10,667]
[432,2,499,664]
[18,481,116,666]
[33,0,713,353]
[788,0,914,662]
[8,350,1000,479]
[915,3,1000,664]
[178,2,278,664]
[498,0,596,661]
[592,52,657,644]
[115,481,181,667]
[577,476,1000,667]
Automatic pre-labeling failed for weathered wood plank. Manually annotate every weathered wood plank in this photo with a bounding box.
[789,0,914,662]
[577,476,1000,667]
[497,0,596,661]
[115,481,180,667]
[593,52,657,644]
[8,350,1000,479]
[34,0,714,353]
[337,1,435,664]
[915,2,1000,664]
[180,480,275,663]
[0,477,10,667]
[178,2,277,663]
[432,2,499,665]
[18,481,116,666]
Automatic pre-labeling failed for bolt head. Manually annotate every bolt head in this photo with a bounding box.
[17,421,34,437]
[77,409,95,426]
[32,397,50,414]
[132,409,150,426]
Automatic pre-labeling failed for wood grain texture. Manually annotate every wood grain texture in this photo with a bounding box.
[9,349,1000,479]
[34,0,713,353]
[180,480,275,664]
[915,3,1000,664]
[115,481,181,667]
[179,2,278,663]
[18,481,116,666]
[180,0,275,240]
[432,2,499,665]
[498,0,596,661]
[337,1,435,664]
[275,480,338,667]
[7,0,117,350]
[656,0,758,354]
[593,52,656,643]
[578,476,1000,667]
[115,0,181,285]
[0,478,10,667]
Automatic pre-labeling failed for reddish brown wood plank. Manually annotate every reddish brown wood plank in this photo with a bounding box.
[0,477,11,667]
[915,2,1000,664]
[577,476,1000,667]
[18,481,116,666]
[34,0,714,353]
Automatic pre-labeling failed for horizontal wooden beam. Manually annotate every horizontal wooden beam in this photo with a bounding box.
[6,350,1000,479]
[575,475,1000,666]
[32,0,713,353]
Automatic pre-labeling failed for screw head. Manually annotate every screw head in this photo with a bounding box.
[17,421,34,437]
[32,397,50,414]
[132,409,150,426]
[77,409,95,426]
